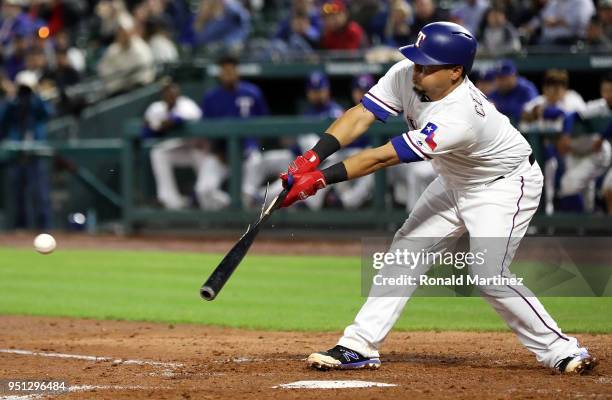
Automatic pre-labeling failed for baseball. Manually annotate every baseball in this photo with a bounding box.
[34,233,56,254]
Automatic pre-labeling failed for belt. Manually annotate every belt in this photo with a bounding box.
[489,153,535,185]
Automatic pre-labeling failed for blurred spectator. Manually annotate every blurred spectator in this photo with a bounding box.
[145,80,207,210]
[54,30,86,73]
[378,0,413,47]
[29,0,86,36]
[348,0,384,33]
[410,0,450,41]
[161,0,193,44]
[521,69,585,129]
[451,0,489,35]
[320,0,366,50]
[200,55,269,209]
[23,48,47,78]
[0,71,15,99]
[39,47,81,115]
[274,0,322,49]
[521,0,595,45]
[0,71,53,229]
[600,0,612,42]
[97,14,155,96]
[144,17,179,64]
[488,60,538,123]
[480,6,521,55]
[0,0,37,46]
[133,0,193,45]
[93,0,132,47]
[471,68,497,96]
[192,0,251,53]
[582,15,612,50]
[3,33,30,80]
[40,48,80,90]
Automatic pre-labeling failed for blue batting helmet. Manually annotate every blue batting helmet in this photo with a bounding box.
[399,22,478,74]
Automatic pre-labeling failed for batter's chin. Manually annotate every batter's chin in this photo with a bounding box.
[413,86,431,102]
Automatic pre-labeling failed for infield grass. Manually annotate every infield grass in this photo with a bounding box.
[0,248,610,332]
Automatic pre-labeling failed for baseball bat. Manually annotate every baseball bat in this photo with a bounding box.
[199,187,289,301]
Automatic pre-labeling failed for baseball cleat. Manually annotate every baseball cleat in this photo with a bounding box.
[555,349,598,375]
[307,345,381,370]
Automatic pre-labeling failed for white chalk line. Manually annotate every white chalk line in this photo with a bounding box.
[273,380,398,389]
[0,384,168,400]
[214,356,303,364]
[0,348,183,368]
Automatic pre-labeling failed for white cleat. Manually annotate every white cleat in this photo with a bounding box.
[556,349,598,375]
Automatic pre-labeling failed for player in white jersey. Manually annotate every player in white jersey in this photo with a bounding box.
[539,72,612,214]
[278,22,597,374]
[145,81,229,210]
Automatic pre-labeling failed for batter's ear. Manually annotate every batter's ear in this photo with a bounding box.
[450,65,464,82]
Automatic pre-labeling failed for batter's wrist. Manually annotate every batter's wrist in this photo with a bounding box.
[321,162,348,184]
[311,133,341,161]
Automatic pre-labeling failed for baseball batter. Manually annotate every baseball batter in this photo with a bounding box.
[279,22,597,374]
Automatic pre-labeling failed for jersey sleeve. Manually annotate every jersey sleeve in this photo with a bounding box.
[361,62,405,122]
[390,117,474,163]
[175,97,203,121]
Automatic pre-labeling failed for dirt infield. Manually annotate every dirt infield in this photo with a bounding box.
[0,316,610,400]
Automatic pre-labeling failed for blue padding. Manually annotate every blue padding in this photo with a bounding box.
[361,96,390,122]
[390,135,424,163]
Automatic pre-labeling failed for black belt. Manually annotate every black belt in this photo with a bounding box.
[490,154,535,185]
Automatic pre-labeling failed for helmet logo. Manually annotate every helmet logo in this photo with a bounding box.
[415,32,427,47]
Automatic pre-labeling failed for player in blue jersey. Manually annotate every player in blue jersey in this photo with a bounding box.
[489,60,538,124]
[199,55,269,209]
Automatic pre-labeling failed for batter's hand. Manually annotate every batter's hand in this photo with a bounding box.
[280,171,326,208]
[280,150,320,188]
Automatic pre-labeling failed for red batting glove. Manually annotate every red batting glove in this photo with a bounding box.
[280,171,327,208]
[280,150,320,188]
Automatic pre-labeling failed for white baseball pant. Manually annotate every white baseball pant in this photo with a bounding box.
[150,139,230,210]
[338,159,584,369]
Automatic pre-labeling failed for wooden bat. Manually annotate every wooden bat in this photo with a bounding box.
[199,188,289,301]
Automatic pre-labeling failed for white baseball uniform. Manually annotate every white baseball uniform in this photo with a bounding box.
[337,59,585,369]
[147,96,230,210]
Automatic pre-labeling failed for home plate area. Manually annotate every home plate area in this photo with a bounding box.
[0,317,609,400]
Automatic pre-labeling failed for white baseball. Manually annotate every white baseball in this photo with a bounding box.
[34,233,56,254]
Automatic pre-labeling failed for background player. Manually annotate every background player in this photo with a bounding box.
[145,80,205,210]
[278,22,597,375]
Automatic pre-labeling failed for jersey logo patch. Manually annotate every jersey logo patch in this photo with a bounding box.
[420,122,438,150]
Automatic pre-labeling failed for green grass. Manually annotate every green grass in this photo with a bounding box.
[0,248,610,333]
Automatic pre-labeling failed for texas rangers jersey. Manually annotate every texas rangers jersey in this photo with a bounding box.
[362,59,532,189]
